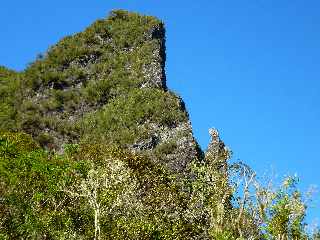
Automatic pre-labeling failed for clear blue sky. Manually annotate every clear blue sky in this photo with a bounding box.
[2,0,319,223]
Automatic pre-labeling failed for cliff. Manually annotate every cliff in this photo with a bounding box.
[0,10,202,174]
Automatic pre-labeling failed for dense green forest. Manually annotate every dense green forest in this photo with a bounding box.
[0,10,318,239]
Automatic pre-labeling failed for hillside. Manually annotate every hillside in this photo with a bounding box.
[0,10,315,240]
[0,10,201,175]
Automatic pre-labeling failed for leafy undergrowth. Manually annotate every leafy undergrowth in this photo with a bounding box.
[0,132,317,239]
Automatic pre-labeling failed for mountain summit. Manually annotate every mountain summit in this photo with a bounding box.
[0,10,201,174]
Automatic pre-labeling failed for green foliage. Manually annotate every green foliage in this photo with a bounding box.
[0,133,192,239]
[0,66,21,131]
[188,158,236,239]
[0,133,71,238]
[264,176,308,240]
[0,131,317,239]
[81,88,187,146]
[154,140,177,158]
[0,131,39,156]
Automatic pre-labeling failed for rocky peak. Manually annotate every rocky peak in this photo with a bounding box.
[205,128,230,171]
[2,10,202,174]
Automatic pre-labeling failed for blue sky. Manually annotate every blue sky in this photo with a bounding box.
[2,0,319,223]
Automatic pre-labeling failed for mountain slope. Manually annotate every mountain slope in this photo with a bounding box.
[0,10,202,174]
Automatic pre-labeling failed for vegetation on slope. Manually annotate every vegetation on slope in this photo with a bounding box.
[0,10,169,150]
[0,10,318,240]
[0,67,21,131]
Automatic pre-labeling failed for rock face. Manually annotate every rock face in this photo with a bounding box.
[205,128,230,172]
[1,10,202,174]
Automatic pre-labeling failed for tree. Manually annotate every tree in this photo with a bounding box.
[187,128,235,239]
[61,158,143,240]
[229,161,311,240]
